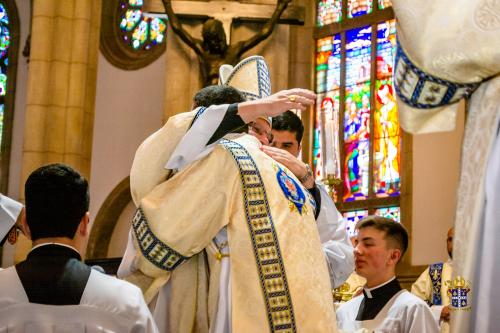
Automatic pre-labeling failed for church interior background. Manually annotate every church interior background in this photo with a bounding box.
[0,0,462,285]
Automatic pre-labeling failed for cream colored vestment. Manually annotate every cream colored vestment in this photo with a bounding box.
[130,134,338,332]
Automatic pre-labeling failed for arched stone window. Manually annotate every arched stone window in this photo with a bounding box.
[100,0,167,70]
[0,0,20,193]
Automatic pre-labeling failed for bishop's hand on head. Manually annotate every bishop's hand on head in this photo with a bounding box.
[237,88,316,124]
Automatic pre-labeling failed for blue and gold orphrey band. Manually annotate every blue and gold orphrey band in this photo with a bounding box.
[132,208,187,271]
[429,263,443,306]
[394,41,480,109]
[222,139,296,333]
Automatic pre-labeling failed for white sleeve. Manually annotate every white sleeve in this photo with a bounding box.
[430,305,444,325]
[165,104,228,170]
[117,229,138,278]
[0,194,23,240]
[405,302,440,333]
[315,183,354,288]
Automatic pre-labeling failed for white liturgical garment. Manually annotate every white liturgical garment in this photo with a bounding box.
[337,289,440,333]
[0,266,158,333]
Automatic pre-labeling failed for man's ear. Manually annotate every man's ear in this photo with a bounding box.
[78,212,90,237]
[389,248,402,265]
[20,209,31,240]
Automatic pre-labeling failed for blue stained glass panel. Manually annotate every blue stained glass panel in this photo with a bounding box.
[348,0,373,18]
[346,26,371,86]
[343,210,369,238]
[0,4,8,25]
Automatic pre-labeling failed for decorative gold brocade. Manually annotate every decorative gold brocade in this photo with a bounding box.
[221,139,296,333]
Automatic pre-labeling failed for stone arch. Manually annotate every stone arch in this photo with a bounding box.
[87,176,132,258]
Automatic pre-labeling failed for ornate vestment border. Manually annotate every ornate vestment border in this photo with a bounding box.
[132,208,188,271]
[394,41,480,109]
[429,262,444,306]
[221,139,296,333]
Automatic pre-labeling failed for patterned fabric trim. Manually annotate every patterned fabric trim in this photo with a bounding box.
[225,56,271,100]
[429,262,444,305]
[221,139,296,333]
[132,208,188,271]
[190,106,207,128]
[394,42,480,109]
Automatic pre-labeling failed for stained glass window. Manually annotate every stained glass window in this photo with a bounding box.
[375,206,400,222]
[317,0,342,26]
[119,0,167,50]
[314,1,402,222]
[348,0,373,18]
[0,2,10,147]
[343,210,368,237]
[374,20,399,197]
[378,0,392,10]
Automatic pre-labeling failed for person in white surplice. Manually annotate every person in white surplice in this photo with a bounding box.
[0,194,24,247]
[0,164,158,333]
[336,216,439,333]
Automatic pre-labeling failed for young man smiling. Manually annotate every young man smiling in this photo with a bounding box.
[336,216,439,332]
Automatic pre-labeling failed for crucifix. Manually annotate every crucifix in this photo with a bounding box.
[144,0,304,86]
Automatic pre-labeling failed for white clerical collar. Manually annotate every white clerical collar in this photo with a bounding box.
[363,276,396,299]
[31,242,80,255]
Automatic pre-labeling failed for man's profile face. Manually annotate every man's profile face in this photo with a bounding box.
[354,227,396,282]
[271,130,300,157]
[249,118,272,146]
[447,227,454,259]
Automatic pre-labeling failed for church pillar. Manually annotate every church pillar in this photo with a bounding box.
[288,0,314,164]
[22,0,101,187]
[15,0,101,262]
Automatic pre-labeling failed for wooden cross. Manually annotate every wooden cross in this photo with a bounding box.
[143,0,304,43]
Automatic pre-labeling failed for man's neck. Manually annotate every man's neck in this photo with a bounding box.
[365,272,396,289]
[32,237,81,255]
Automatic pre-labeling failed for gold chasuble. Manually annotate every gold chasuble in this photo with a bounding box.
[131,134,338,333]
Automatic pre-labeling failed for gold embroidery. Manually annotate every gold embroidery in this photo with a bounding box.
[222,139,296,333]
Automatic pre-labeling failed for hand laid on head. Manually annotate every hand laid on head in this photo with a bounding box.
[237,88,316,124]
[440,305,450,322]
[260,145,315,189]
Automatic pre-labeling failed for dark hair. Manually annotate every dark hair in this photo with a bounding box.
[193,85,246,108]
[25,163,89,241]
[356,215,408,260]
[272,111,304,143]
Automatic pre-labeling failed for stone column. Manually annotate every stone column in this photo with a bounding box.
[288,0,315,164]
[15,0,101,262]
[22,0,101,186]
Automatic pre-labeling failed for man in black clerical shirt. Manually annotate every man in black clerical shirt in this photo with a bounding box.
[336,216,439,332]
[0,163,157,332]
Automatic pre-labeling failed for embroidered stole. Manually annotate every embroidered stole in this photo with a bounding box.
[429,263,444,306]
[221,139,296,333]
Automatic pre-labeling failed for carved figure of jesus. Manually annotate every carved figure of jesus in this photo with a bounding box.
[161,0,291,86]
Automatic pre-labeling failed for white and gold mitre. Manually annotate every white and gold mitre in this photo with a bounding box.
[219,55,272,124]
[391,0,500,134]
[219,55,271,100]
